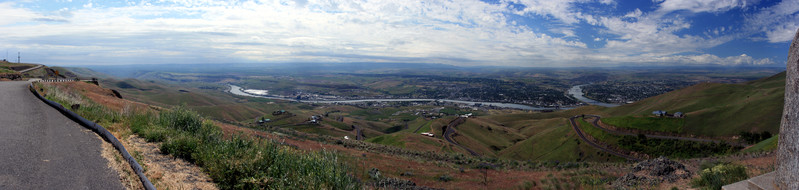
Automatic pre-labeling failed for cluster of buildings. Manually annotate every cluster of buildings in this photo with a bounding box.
[308,115,323,124]
[652,110,685,118]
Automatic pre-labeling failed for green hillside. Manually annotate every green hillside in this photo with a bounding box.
[59,67,114,79]
[602,71,785,137]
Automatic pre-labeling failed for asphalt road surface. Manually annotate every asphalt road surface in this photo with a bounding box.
[569,115,639,161]
[0,81,123,189]
[18,64,43,73]
[352,125,364,141]
[581,114,731,144]
[443,117,481,156]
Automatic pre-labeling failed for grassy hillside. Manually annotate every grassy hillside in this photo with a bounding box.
[59,67,114,79]
[601,71,785,137]
[498,123,624,162]
[74,67,785,164]
[742,135,779,153]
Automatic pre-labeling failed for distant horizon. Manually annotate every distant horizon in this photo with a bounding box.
[1,0,797,67]
[52,61,792,69]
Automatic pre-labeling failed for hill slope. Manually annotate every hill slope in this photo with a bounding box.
[602,71,785,137]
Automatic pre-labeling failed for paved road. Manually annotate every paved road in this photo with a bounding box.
[568,116,639,161]
[352,125,364,141]
[581,115,731,144]
[443,117,481,156]
[17,64,43,73]
[0,81,123,189]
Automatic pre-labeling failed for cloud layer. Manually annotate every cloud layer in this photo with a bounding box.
[0,0,795,66]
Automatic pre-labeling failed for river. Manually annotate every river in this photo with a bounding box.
[567,84,620,107]
[227,84,567,111]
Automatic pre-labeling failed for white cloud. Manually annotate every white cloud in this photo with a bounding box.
[656,0,760,13]
[623,8,642,18]
[0,0,784,66]
[509,0,612,24]
[655,53,774,65]
[746,0,799,43]
[0,0,593,66]
[0,2,37,25]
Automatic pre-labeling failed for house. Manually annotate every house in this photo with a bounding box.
[673,112,684,118]
[256,118,271,124]
[272,110,286,115]
[652,110,667,117]
[420,132,434,137]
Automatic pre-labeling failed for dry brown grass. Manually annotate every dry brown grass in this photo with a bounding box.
[52,81,151,112]
[128,136,218,190]
[100,137,144,190]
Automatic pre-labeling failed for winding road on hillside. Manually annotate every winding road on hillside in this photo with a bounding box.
[352,125,364,141]
[17,64,43,73]
[0,81,123,189]
[569,114,740,161]
[443,117,481,156]
[580,115,724,144]
[568,115,640,161]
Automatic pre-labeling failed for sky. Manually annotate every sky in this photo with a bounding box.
[0,0,797,67]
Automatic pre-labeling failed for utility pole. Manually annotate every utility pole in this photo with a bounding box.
[18,52,20,63]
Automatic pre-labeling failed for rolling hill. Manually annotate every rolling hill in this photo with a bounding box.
[63,65,786,163]
[601,71,785,137]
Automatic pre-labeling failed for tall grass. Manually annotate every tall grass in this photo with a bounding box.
[143,107,359,189]
[38,83,360,189]
[39,83,123,125]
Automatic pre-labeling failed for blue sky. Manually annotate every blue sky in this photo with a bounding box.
[0,0,797,67]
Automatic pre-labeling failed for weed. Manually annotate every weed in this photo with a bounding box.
[691,163,748,190]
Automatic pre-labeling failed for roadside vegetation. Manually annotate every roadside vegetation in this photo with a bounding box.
[36,82,360,189]
[691,162,748,190]
[0,66,16,74]
[743,135,779,153]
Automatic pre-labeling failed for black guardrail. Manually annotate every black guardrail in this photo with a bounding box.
[28,83,156,190]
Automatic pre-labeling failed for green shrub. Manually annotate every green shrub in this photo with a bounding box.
[140,126,171,142]
[692,163,748,190]
[157,105,203,133]
[146,106,359,189]
[438,174,453,182]
[160,133,201,162]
